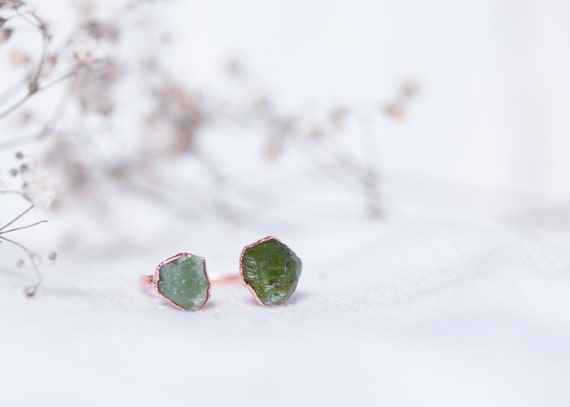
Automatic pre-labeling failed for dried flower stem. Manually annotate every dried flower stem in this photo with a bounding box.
[0,234,42,294]
[0,219,47,234]
[0,6,53,120]
[0,190,46,294]
[0,201,34,232]
[0,83,74,149]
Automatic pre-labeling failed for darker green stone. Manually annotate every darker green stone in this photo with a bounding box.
[241,238,302,306]
[157,255,209,311]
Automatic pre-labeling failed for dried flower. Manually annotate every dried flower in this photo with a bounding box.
[0,0,24,10]
[82,19,118,41]
[243,89,269,110]
[9,49,29,65]
[226,58,244,77]
[0,27,12,43]
[145,80,205,154]
[72,35,107,66]
[384,103,406,120]
[72,59,119,115]
[263,135,284,161]
[21,167,59,210]
[24,284,37,297]
[293,115,322,139]
[402,80,420,99]
[329,107,349,131]
[40,55,57,78]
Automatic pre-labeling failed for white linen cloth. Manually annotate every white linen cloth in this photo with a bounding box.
[2,0,570,405]
[1,203,569,406]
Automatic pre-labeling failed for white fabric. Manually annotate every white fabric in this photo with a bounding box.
[2,204,570,406]
[2,1,570,406]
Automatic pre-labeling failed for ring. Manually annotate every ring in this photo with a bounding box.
[141,237,302,310]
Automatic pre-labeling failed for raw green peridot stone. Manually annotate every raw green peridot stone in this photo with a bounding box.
[157,254,209,311]
[241,238,302,306]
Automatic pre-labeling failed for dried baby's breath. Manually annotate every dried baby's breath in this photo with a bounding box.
[0,0,411,296]
[0,27,12,43]
[8,49,29,65]
[21,166,59,210]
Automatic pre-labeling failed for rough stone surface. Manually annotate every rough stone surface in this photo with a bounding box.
[241,238,302,306]
[157,255,209,311]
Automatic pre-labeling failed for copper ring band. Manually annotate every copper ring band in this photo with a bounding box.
[139,273,241,287]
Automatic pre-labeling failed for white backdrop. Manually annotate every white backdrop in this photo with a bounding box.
[2,1,570,406]
[153,0,570,240]
[157,0,570,194]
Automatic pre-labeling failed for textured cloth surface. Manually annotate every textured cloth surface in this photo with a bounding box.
[2,0,570,405]
[2,212,569,406]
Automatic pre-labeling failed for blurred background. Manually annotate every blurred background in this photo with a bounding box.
[1,0,570,406]
[2,0,570,242]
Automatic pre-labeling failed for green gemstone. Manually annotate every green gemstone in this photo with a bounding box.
[156,254,210,311]
[241,237,302,306]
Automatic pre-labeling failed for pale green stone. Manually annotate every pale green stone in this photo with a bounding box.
[157,255,209,311]
[241,238,302,306]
